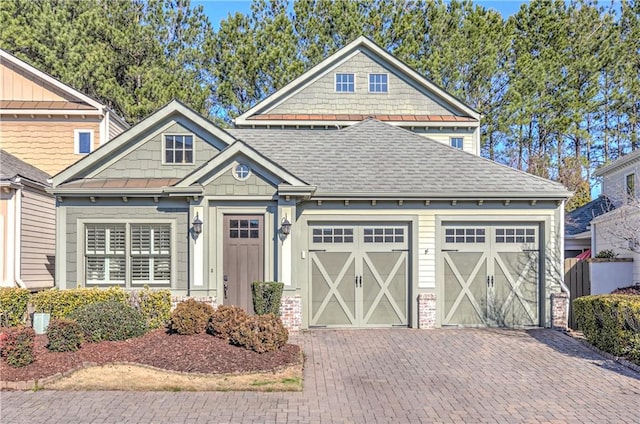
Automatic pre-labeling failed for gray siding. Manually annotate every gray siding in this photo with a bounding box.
[20,188,55,289]
[94,122,220,179]
[269,51,455,116]
[64,199,188,289]
[203,168,277,196]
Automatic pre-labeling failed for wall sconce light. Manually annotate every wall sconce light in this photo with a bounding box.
[281,216,292,236]
[192,213,203,235]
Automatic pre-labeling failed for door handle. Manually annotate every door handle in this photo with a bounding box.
[359,276,362,288]
[224,283,228,299]
[490,276,494,287]
[355,276,362,288]
[487,276,494,287]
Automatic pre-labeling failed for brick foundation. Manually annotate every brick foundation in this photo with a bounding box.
[280,295,302,332]
[551,292,569,330]
[418,293,436,329]
[171,296,217,311]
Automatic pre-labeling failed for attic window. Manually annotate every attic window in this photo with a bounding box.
[75,130,93,154]
[335,73,355,92]
[450,137,463,149]
[234,163,251,181]
[369,74,388,93]
[164,134,194,164]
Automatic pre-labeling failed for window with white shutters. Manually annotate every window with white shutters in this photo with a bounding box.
[131,225,171,284]
[85,225,126,284]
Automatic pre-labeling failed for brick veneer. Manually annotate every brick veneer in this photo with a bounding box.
[418,293,437,329]
[280,295,302,332]
[551,292,569,330]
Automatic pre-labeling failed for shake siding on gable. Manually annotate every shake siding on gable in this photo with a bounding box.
[1,119,102,176]
[92,122,221,180]
[268,51,454,116]
[20,188,55,287]
[203,169,277,196]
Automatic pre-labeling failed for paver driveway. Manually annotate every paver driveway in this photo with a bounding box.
[1,328,639,423]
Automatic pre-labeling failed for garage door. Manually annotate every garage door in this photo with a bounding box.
[309,224,409,327]
[441,224,539,327]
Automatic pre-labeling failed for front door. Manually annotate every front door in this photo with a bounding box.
[309,223,409,327]
[441,224,540,327]
[223,215,264,313]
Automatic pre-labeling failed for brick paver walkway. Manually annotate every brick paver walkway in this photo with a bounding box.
[1,328,639,423]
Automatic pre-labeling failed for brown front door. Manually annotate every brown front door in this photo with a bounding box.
[223,215,264,313]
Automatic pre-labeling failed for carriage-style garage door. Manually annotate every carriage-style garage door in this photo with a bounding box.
[441,224,540,327]
[309,223,409,327]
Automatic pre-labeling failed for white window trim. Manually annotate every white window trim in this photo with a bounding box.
[450,137,464,149]
[335,73,356,93]
[367,73,389,93]
[79,219,176,287]
[74,129,94,154]
[626,172,636,199]
[162,133,196,165]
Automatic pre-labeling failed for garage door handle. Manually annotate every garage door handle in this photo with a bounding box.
[309,249,327,252]
[355,276,362,287]
[392,249,409,252]
[522,249,539,252]
[442,249,459,252]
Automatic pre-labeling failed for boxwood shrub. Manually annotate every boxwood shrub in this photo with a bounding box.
[46,318,84,352]
[169,299,215,335]
[207,305,248,341]
[69,300,147,342]
[0,287,30,327]
[574,294,640,362]
[251,281,284,316]
[229,314,288,354]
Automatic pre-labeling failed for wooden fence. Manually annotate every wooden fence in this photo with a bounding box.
[564,258,591,329]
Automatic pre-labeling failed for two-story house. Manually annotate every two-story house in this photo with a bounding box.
[49,37,571,329]
[0,49,128,289]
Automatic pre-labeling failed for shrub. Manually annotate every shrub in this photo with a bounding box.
[130,287,172,329]
[31,287,129,319]
[251,281,284,316]
[1,326,35,367]
[229,314,288,354]
[69,301,147,342]
[207,305,249,341]
[169,299,215,335]
[574,295,640,362]
[594,249,617,259]
[612,285,640,295]
[46,318,83,352]
[0,288,30,327]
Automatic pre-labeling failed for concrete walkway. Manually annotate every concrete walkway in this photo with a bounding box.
[2,328,639,423]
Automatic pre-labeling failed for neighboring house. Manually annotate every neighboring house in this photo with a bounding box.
[0,150,54,290]
[564,196,612,258]
[50,37,571,330]
[591,149,640,284]
[0,49,128,176]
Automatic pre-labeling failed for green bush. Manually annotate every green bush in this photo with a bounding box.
[0,288,30,327]
[130,287,172,329]
[1,326,35,367]
[229,314,288,354]
[31,287,129,318]
[46,318,83,352]
[69,300,147,342]
[207,305,249,341]
[169,299,215,335]
[251,281,284,316]
[574,295,640,362]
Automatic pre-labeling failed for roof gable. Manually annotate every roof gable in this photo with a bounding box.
[235,36,480,126]
[52,100,237,187]
[595,149,640,177]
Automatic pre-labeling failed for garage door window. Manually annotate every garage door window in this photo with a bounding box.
[445,228,485,243]
[312,228,354,243]
[495,228,535,243]
[363,227,404,243]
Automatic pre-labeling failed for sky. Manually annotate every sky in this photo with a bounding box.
[194,0,528,29]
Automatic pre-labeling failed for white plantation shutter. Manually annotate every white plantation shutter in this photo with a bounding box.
[86,225,126,284]
[131,224,171,284]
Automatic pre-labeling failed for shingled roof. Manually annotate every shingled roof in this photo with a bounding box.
[228,120,570,198]
[0,149,51,186]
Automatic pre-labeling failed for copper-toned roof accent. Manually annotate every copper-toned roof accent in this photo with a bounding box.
[0,100,96,111]
[248,114,475,122]
[60,178,181,189]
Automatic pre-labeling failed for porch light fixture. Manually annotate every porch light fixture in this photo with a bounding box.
[192,213,203,235]
[281,216,292,236]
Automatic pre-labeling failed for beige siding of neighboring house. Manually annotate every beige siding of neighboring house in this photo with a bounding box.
[412,129,477,153]
[0,118,102,175]
[1,62,69,101]
[20,188,55,288]
[108,117,126,141]
[268,51,456,116]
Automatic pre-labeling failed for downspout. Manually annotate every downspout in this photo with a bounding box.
[186,206,191,296]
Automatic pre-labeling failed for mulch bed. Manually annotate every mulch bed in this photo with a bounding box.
[1,329,301,382]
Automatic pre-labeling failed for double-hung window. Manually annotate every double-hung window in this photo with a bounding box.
[86,225,126,285]
[450,137,463,149]
[165,134,194,164]
[75,130,93,154]
[369,74,388,93]
[85,223,172,287]
[335,73,355,92]
[627,173,636,200]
